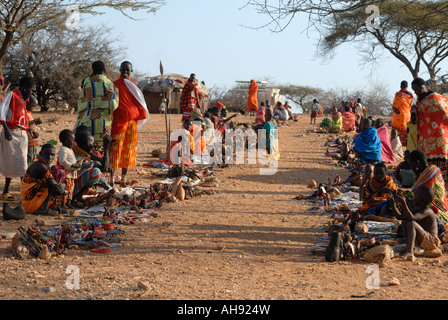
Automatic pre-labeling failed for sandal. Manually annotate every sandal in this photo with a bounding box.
[0,193,16,201]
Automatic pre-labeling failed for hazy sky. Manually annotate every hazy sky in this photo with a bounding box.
[82,1,416,97]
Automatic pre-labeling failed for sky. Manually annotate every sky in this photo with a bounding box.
[80,1,416,101]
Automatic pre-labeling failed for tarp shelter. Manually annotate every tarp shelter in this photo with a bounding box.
[138,73,210,114]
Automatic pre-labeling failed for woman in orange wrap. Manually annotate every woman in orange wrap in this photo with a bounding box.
[109,61,149,187]
[391,80,413,146]
[247,79,258,115]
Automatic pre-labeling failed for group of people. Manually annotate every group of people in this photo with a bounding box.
[0,60,150,216]
[350,78,448,261]
[320,98,367,132]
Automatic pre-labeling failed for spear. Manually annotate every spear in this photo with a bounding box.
[160,61,171,173]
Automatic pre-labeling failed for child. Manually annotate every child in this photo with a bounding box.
[359,163,374,201]
[390,128,404,162]
[26,95,42,167]
[406,111,417,152]
[310,99,320,124]
[57,129,81,209]
[394,150,416,188]
[388,186,442,261]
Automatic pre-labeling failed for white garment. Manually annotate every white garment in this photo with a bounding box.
[58,145,79,179]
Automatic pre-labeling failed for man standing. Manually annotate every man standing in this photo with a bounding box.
[411,77,448,183]
[247,79,258,116]
[75,60,119,152]
[0,76,35,201]
[180,73,201,122]
[392,80,414,145]
[109,61,149,187]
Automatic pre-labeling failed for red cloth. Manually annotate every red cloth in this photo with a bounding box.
[377,125,396,163]
[247,80,258,111]
[112,76,147,135]
[341,111,356,132]
[180,80,200,118]
[0,88,29,130]
[255,106,266,124]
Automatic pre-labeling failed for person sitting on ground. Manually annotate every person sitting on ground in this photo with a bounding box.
[388,186,442,261]
[375,118,396,164]
[353,118,382,164]
[390,128,404,163]
[274,101,289,123]
[341,105,357,132]
[321,106,342,131]
[71,130,113,206]
[359,163,374,202]
[21,144,67,216]
[394,150,416,188]
[408,150,448,230]
[57,129,82,209]
[255,101,266,124]
[358,162,397,215]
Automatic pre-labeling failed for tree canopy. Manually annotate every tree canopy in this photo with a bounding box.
[245,0,448,83]
[0,0,165,72]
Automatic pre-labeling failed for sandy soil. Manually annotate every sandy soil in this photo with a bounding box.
[0,111,447,302]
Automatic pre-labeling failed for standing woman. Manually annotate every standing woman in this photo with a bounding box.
[109,61,149,186]
[411,77,448,183]
[75,60,119,152]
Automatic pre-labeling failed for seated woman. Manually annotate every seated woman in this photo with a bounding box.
[358,163,398,216]
[21,144,67,216]
[341,105,357,132]
[321,107,342,131]
[375,118,396,164]
[72,130,113,205]
[353,118,382,164]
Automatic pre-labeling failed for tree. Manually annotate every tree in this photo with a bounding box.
[0,0,165,73]
[276,84,322,113]
[245,0,448,83]
[3,24,123,111]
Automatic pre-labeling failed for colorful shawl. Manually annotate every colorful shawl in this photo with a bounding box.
[21,155,55,214]
[391,88,413,145]
[358,175,397,214]
[376,125,396,163]
[353,126,382,163]
[112,76,149,135]
[416,92,448,161]
[255,106,266,124]
[180,80,200,118]
[341,111,356,132]
[247,80,258,111]
[75,74,119,151]
[411,165,448,228]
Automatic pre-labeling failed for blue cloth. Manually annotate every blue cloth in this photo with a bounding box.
[353,126,382,163]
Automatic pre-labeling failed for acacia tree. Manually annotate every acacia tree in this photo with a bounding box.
[3,25,123,111]
[0,0,165,73]
[245,0,448,83]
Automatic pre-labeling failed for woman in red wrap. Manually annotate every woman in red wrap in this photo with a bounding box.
[109,61,149,186]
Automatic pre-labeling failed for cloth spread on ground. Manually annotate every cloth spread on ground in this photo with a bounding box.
[353,126,382,163]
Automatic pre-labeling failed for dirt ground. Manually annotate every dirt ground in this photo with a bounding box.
[1,111,448,302]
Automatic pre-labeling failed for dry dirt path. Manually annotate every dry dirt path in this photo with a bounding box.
[0,113,448,302]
